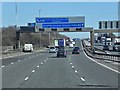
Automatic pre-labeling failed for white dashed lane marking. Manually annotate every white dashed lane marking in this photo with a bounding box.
[1,65,5,68]
[72,66,74,69]
[81,77,85,82]
[24,77,29,81]
[32,70,35,73]
[44,60,46,62]
[75,70,78,73]
[41,62,43,64]
[18,60,21,62]
[11,62,14,64]
[37,65,39,68]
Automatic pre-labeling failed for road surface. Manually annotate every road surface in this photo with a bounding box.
[2,41,119,89]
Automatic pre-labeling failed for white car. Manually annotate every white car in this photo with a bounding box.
[23,44,33,52]
[49,47,56,53]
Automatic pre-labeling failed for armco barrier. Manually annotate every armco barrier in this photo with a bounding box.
[82,40,120,63]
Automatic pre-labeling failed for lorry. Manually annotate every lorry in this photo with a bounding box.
[54,39,59,47]
[58,39,66,47]
[54,39,66,47]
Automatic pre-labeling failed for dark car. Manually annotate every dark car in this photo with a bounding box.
[113,43,120,51]
[57,47,67,58]
[72,47,80,54]
[103,45,109,50]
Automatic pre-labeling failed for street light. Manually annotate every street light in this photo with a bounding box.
[39,10,41,47]
[15,1,20,49]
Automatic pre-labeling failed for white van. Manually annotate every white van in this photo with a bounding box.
[69,43,74,48]
[23,44,33,52]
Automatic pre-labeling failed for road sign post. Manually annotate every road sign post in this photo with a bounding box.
[90,30,94,52]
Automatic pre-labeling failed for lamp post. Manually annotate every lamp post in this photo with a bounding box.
[15,1,20,49]
[39,10,41,47]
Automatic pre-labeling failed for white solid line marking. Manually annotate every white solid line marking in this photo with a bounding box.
[1,65,5,68]
[81,42,120,74]
[11,62,14,64]
[113,62,119,65]
[70,62,72,65]
[75,70,78,73]
[81,77,85,82]
[24,77,29,81]
[37,65,39,68]
[72,66,74,68]
[41,62,43,64]
[105,60,112,63]
[32,70,35,73]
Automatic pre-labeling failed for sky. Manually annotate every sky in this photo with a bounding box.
[1,2,118,39]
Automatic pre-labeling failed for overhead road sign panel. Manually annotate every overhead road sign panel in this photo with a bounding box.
[42,23,84,28]
[36,18,69,23]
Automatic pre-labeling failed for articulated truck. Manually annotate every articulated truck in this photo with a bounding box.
[54,39,66,47]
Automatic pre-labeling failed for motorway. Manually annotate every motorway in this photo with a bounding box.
[94,43,119,55]
[2,41,119,89]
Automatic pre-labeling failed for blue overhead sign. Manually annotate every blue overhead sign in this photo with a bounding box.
[36,18,69,23]
[42,23,84,28]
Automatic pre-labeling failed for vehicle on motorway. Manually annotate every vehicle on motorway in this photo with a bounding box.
[54,39,66,47]
[72,41,75,46]
[112,38,120,51]
[54,39,59,47]
[55,46,59,52]
[106,38,112,45]
[58,39,66,47]
[113,42,120,51]
[22,44,33,52]
[72,47,80,54]
[103,45,109,50]
[66,41,70,46]
[57,47,67,58]
[69,43,74,48]
[49,47,56,53]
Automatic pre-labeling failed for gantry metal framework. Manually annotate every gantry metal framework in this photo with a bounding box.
[16,27,119,52]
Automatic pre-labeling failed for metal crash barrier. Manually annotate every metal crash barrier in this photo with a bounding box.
[82,40,120,63]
